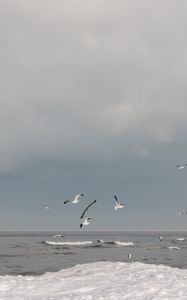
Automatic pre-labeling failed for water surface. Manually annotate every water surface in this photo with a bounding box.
[0,231,186,275]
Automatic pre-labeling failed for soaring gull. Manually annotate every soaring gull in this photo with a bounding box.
[64,193,86,204]
[41,204,51,210]
[176,163,187,170]
[114,195,124,210]
[178,211,187,215]
[80,200,97,219]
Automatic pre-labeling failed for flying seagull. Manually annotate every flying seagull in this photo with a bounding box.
[80,217,91,228]
[178,211,187,215]
[80,200,97,219]
[114,195,124,210]
[41,204,51,210]
[176,163,187,170]
[64,193,86,204]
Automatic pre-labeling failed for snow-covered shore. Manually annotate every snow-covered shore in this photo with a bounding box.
[1,261,187,299]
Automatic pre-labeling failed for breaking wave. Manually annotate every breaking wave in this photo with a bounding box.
[42,241,93,246]
[42,240,134,247]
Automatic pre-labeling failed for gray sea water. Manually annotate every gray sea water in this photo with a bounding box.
[0,231,187,276]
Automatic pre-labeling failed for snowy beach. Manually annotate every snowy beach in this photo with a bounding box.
[1,261,187,300]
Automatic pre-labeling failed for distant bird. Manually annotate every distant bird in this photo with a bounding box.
[178,211,187,215]
[159,236,163,242]
[128,253,132,259]
[114,195,124,210]
[80,217,91,228]
[41,204,51,210]
[64,193,86,204]
[80,200,97,219]
[176,163,187,170]
[97,239,104,243]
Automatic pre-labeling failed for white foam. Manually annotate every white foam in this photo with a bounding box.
[114,241,134,246]
[1,261,187,299]
[167,246,181,250]
[43,241,93,246]
[175,238,185,241]
[52,235,64,238]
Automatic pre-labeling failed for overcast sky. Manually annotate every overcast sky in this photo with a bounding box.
[0,0,187,231]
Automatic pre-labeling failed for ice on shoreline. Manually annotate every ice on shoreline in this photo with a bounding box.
[0,261,187,299]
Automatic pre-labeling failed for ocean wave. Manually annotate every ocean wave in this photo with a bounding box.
[96,239,104,243]
[42,241,93,246]
[52,234,65,238]
[114,241,134,246]
[1,261,187,299]
[167,246,181,250]
[89,244,105,248]
[42,240,134,247]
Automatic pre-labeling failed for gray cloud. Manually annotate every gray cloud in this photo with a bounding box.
[0,0,187,172]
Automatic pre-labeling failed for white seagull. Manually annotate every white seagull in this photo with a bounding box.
[114,195,124,210]
[80,217,91,228]
[159,236,163,242]
[41,204,51,210]
[64,193,86,204]
[80,200,97,219]
[176,163,187,170]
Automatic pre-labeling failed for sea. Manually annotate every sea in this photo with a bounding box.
[0,230,187,276]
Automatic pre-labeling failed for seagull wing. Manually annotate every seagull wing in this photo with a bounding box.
[73,193,86,203]
[64,200,70,204]
[74,194,82,202]
[114,195,119,204]
[80,200,97,219]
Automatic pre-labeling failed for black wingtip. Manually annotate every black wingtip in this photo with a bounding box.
[80,224,83,228]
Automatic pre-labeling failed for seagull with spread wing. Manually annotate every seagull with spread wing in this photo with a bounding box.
[114,195,124,210]
[64,193,86,204]
[80,200,97,219]
[80,200,97,229]
[176,163,187,170]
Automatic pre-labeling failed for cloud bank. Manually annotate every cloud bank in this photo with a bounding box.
[0,0,187,172]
